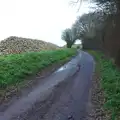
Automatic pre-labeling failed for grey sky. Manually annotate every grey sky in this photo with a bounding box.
[0,0,91,46]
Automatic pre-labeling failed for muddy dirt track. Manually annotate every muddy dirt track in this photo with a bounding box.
[0,51,95,120]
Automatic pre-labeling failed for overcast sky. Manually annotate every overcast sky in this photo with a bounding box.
[0,0,91,46]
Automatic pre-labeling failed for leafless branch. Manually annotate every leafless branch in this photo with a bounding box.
[69,0,83,12]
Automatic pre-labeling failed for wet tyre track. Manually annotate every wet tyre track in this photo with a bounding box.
[0,51,95,120]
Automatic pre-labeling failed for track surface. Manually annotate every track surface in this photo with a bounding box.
[0,51,95,120]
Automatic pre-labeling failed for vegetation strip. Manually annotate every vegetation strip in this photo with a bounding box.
[0,48,76,89]
[88,50,120,120]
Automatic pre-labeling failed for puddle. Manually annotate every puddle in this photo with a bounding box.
[56,65,67,72]
[55,58,79,73]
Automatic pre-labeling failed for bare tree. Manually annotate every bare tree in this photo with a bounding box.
[61,28,76,48]
[70,11,108,49]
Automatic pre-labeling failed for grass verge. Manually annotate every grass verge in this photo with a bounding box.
[0,48,76,89]
[88,50,120,120]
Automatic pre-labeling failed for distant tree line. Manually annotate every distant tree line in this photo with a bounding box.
[61,0,120,66]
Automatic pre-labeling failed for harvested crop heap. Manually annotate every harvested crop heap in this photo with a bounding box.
[0,36,58,54]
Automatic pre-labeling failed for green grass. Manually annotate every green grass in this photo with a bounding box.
[72,44,82,49]
[63,44,82,49]
[88,50,120,120]
[0,48,76,89]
